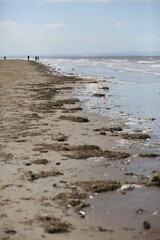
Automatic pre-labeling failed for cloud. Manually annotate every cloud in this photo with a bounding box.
[44,23,67,29]
[0,20,160,55]
[115,21,124,27]
[0,21,24,33]
[0,21,67,33]
[0,21,67,50]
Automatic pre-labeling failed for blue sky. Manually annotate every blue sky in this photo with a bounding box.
[0,0,160,56]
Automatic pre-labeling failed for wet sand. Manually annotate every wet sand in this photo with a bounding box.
[0,59,160,240]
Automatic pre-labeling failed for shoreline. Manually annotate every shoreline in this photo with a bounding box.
[0,59,160,240]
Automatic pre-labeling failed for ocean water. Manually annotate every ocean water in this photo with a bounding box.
[40,56,160,154]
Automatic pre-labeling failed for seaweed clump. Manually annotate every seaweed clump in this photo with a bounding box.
[147,171,160,187]
[33,144,130,160]
[73,180,121,193]
[37,216,72,234]
[59,115,89,123]
[25,170,63,181]
[121,134,150,140]
[63,144,130,160]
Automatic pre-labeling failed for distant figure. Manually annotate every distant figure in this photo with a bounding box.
[27,56,30,61]
[4,56,6,60]
[37,56,39,61]
[35,56,37,61]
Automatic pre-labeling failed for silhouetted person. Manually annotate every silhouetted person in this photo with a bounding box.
[37,56,39,61]
[27,56,30,61]
[35,56,37,61]
[4,56,6,60]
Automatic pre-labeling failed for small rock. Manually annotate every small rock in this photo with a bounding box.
[98,227,113,233]
[32,159,48,165]
[98,227,107,232]
[56,162,61,165]
[92,93,105,97]
[100,131,106,135]
[100,86,109,90]
[24,162,32,166]
[79,210,85,218]
[136,209,147,214]
[139,153,160,158]
[148,171,160,187]
[122,134,150,140]
[143,221,151,229]
[4,229,16,235]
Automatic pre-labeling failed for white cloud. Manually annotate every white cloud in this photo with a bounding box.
[0,21,68,54]
[44,23,67,29]
[0,21,24,33]
[0,21,160,55]
[0,21,67,32]
[115,21,124,27]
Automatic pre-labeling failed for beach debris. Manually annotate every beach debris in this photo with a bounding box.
[54,189,89,216]
[94,126,123,133]
[55,133,68,142]
[100,86,109,91]
[73,180,121,193]
[98,227,113,233]
[24,162,32,166]
[32,87,57,100]
[62,107,83,113]
[143,221,151,229]
[59,180,67,184]
[59,115,89,123]
[145,118,156,121]
[54,98,80,106]
[100,130,106,135]
[119,184,143,191]
[33,143,130,160]
[56,86,73,90]
[136,209,147,214]
[37,215,72,234]
[30,98,80,113]
[124,172,134,176]
[31,159,48,165]
[61,98,80,104]
[139,153,160,158]
[54,190,87,205]
[4,229,16,235]
[121,133,150,140]
[63,144,130,160]
[79,210,86,218]
[92,93,105,97]
[153,211,158,215]
[75,202,90,211]
[148,171,160,187]
[25,170,63,181]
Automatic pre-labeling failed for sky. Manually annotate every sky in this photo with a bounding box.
[0,0,160,56]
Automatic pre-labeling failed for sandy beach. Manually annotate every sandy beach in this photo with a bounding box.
[0,59,160,240]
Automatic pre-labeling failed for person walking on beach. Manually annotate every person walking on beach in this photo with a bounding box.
[27,56,30,61]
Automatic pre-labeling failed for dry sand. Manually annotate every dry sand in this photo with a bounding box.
[0,59,160,240]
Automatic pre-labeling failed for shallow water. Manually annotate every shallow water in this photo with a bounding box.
[85,188,160,239]
[40,56,160,154]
